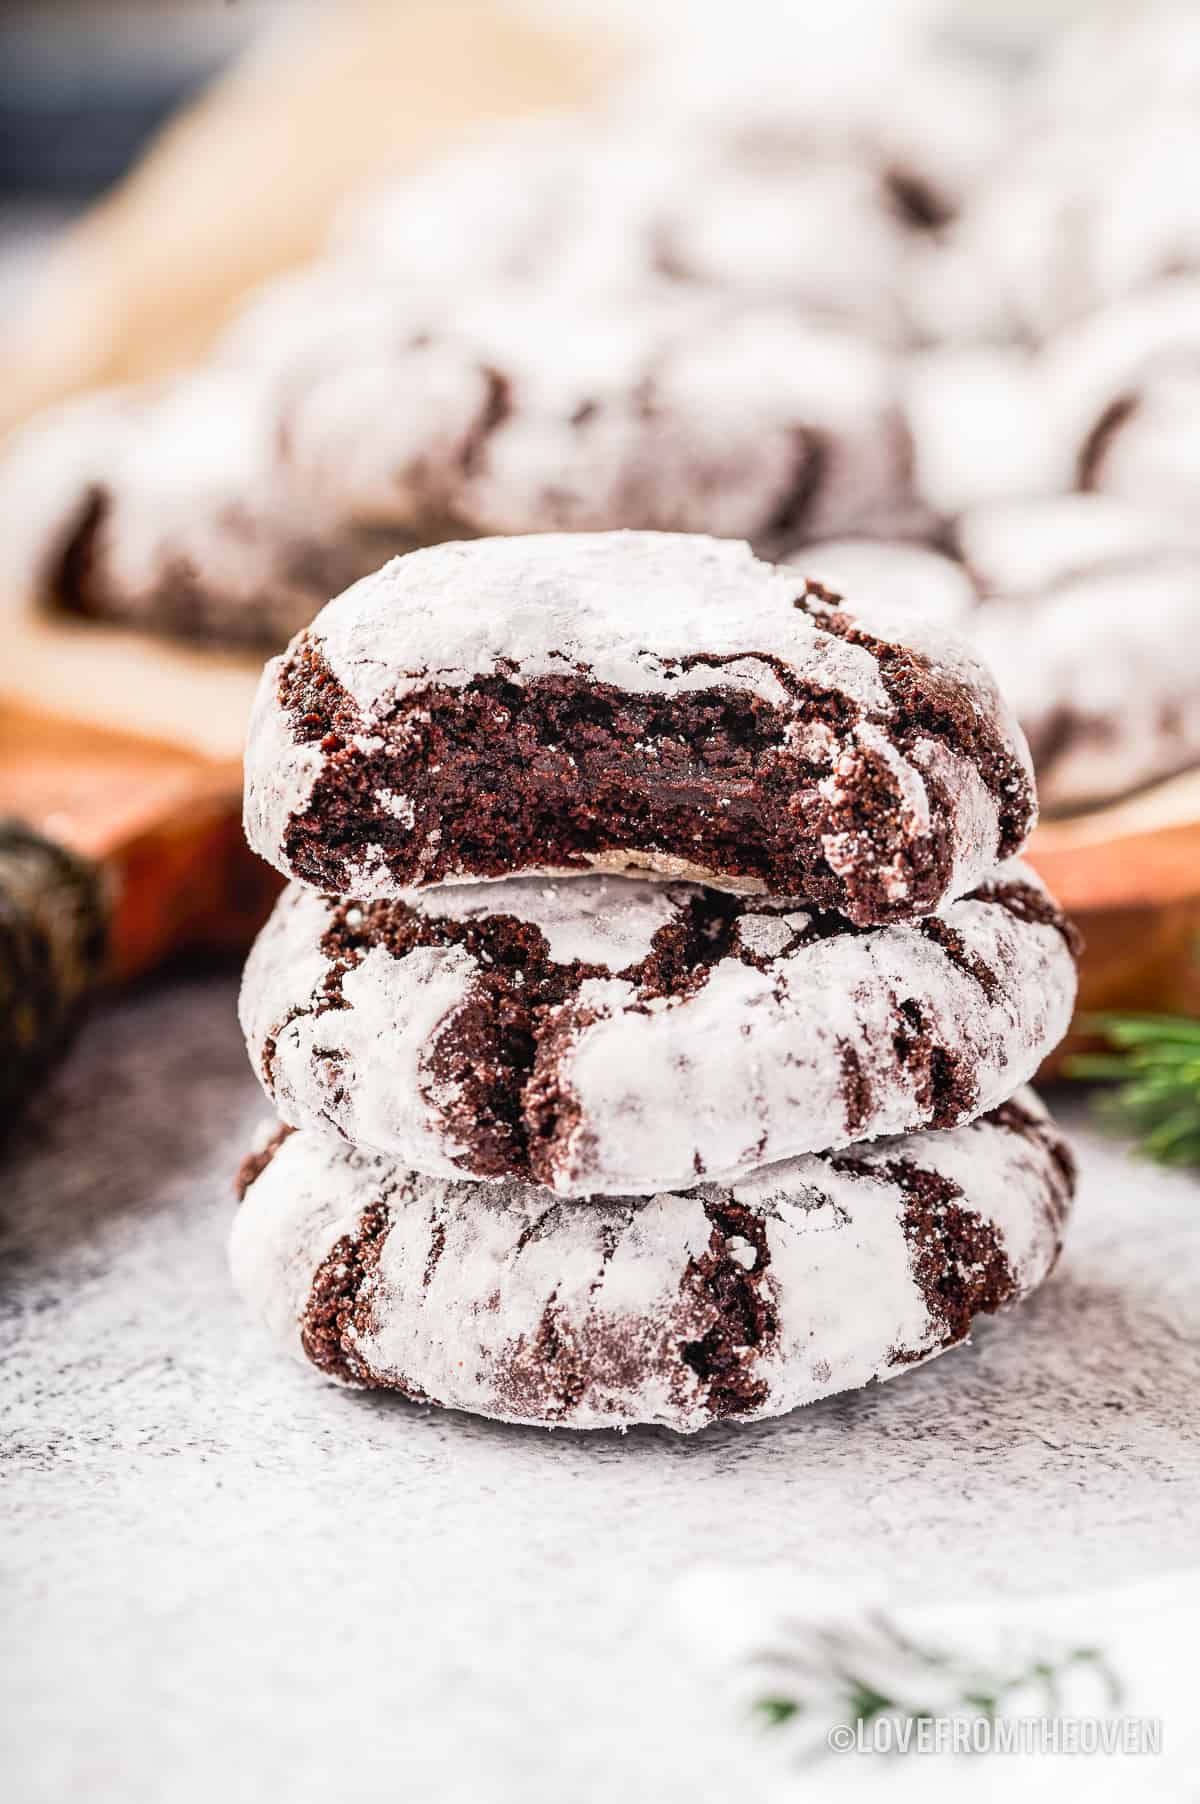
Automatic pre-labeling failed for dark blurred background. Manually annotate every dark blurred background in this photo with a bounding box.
[0,1,293,197]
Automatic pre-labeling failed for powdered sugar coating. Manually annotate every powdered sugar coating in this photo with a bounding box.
[243,531,1035,916]
[965,497,1200,809]
[1034,0,1200,126]
[0,386,136,611]
[610,21,1012,222]
[796,539,976,632]
[330,70,984,342]
[901,344,1068,520]
[293,532,888,709]
[1046,278,1200,500]
[238,862,1076,1196]
[229,1091,1074,1432]
[907,118,1200,348]
[0,371,392,647]
[332,112,596,286]
[411,873,684,967]
[5,266,911,649]
[955,492,1199,595]
[972,557,1200,811]
[263,286,912,545]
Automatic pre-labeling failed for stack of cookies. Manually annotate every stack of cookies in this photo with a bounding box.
[232,532,1079,1433]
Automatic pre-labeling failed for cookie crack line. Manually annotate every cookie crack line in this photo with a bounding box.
[791,587,1034,857]
[678,1198,778,1418]
[828,1154,1018,1360]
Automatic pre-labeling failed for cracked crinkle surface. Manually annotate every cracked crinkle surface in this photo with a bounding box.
[229,1088,1074,1433]
[238,862,1078,1196]
[242,531,1036,925]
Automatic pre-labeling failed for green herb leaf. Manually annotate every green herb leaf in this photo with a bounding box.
[1066,1012,1200,1167]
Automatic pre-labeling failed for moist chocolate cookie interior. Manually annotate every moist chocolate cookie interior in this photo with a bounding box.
[261,875,1074,1189]
[275,592,1033,927]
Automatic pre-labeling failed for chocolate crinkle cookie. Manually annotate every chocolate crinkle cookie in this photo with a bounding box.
[0,374,400,650]
[238,863,1078,1196]
[1047,278,1200,522]
[905,118,1200,350]
[798,493,1200,812]
[334,30,1008,344]
[335,120,921,344]
[250,284,915,550]
[0,285,914,649]
[230,1090,1075,1433]
[242,532,1036,925]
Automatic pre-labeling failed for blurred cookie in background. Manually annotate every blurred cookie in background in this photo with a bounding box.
[795,493,1200,814]
[955,495,1200,812]
[0,1,612,437]
[268,288,915,549]
[902,342,1067,520]
[609,15,1014,223]
[331,28,1009,342]
[1032,0,1200,126]
[1046,278,1200,520]
[0,372,398,648]
[907,116,1200,347]
[0,286,917,649]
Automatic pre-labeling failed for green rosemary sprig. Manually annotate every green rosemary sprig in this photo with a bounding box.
[749,1610,1121,1757]
[1067,1013,1200,1167]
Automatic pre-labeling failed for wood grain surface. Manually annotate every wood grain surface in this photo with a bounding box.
[0,704,279,982]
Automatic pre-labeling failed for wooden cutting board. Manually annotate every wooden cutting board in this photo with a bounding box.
[0,678,273,985]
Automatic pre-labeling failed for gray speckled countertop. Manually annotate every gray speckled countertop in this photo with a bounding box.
[4,971,1199,1804]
